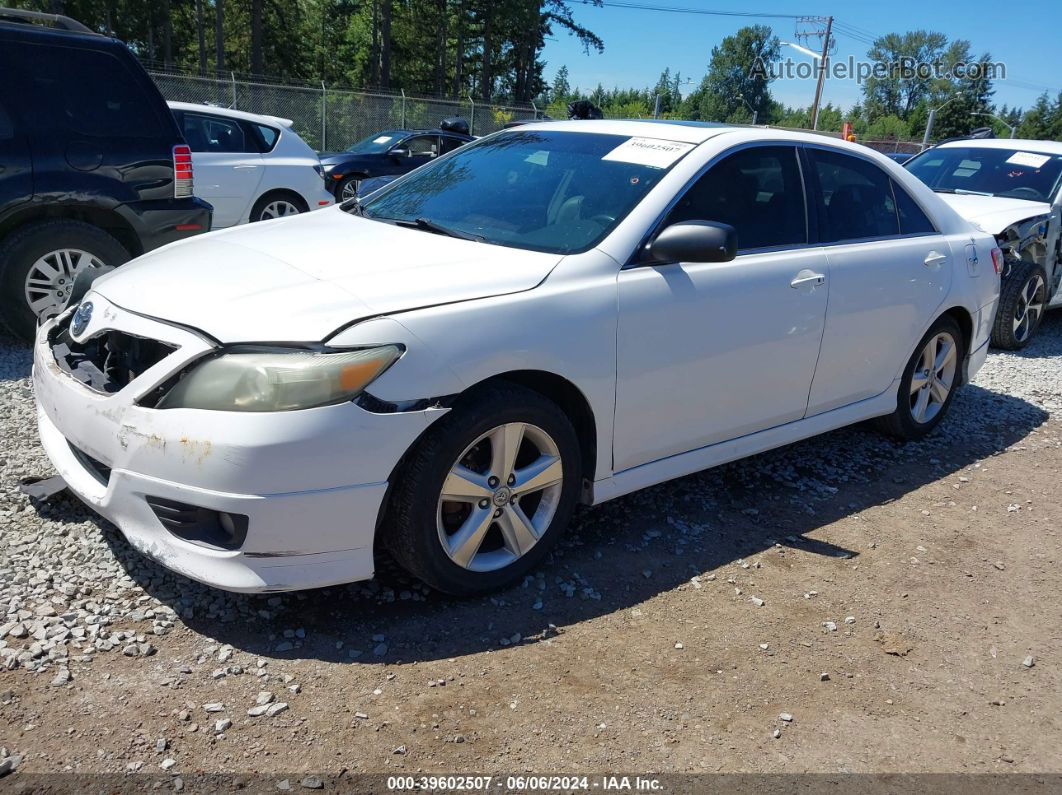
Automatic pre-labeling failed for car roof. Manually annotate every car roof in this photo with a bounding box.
[506,120,907,158]
[167,100,293,129]
[400,129,473,138]
[934,138,1062,156]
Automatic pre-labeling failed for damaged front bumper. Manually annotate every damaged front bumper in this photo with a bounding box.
[32,294,445,592]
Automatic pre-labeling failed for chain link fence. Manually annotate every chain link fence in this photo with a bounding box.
[148,69,924,155]
[149,70,541,152]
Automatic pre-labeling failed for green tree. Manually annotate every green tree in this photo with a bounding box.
[862,30,949,120]
[682,25,779,123]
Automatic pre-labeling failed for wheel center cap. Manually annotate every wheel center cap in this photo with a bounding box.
[492,487,512,507]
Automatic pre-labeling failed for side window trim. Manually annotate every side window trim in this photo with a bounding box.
[627,140,810,267]
[803,142,942,245]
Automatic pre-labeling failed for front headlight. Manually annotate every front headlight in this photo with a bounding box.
[157,345,402,412]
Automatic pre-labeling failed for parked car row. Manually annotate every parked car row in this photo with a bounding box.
[0,7,477,339]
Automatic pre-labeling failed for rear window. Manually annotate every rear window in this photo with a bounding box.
[0,40,166,137]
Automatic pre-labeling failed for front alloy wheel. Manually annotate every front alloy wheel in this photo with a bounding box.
[437,422,564,572]
[385,383,581,595]
[1011,273,1045,345]
[339,177,362,201]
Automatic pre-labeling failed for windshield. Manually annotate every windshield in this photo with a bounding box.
[345,131,405,154]
[905,146,1062,202]
[359,129,691,254]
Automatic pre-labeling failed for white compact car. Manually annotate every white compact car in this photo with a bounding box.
[168,101,334,227]
[906,138,1062,349]
[33,121,1000,595]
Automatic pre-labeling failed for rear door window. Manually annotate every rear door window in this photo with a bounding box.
[892,180,937,235]
[182,113,249,153]
[809,149,900,242]
[439,135,465,155]
[4,41,165,137]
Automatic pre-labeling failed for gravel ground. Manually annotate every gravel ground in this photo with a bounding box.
[1,314,1061,779]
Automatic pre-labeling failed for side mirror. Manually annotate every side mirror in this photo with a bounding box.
[389,146,410,160]
[647,221,737,264]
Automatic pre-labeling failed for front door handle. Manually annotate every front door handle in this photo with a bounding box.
[924,251,948,269]
[790,269,826,289]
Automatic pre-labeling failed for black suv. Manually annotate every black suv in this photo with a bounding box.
[0,8,212,340]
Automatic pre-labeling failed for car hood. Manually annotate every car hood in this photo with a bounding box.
[935,193,1051,234]
[317,152,382,169]
[92,208,563,343]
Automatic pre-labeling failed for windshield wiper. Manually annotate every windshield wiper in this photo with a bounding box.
[396,217,483,242]
[953,188,993,196]
[341,197,371,216]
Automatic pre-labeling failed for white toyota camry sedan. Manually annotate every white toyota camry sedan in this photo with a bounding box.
[32,120,1001,595]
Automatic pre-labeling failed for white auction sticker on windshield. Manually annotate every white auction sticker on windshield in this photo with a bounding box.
[1005,151,1051,169]
[373,135,393,144]
[603,137,695,169]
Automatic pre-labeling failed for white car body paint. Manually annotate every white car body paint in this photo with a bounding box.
[33,121,1000,592]
[936,194,1052,235]
[168,101,334,228]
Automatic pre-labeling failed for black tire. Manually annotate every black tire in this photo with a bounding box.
[249,191,309,222]
[991,260,1047,350]
[384,382,582,596]
[335,176,362,201]
[875,315,966,441]
[0,219,129,342]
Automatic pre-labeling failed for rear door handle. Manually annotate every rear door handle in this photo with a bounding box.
[924,251,948,269]
[233,164,258,170]
[790,269,826,288]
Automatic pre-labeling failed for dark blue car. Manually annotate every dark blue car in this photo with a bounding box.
[318,128,474,201]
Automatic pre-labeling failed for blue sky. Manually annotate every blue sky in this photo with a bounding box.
[541,0,1062,113]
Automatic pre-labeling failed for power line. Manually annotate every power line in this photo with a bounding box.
[575,1,809,20]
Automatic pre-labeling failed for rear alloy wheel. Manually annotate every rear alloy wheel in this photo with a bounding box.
[386,383,581,595]
[991,260,1047,350]
[875,315,965,441]
[250,193,308,223]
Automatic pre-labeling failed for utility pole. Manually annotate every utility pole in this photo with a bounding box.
[810,16,832,131]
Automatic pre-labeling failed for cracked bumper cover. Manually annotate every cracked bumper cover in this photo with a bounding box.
[32,304,445,592]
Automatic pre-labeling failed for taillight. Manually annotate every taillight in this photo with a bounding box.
[990,247,1004,274]
[173,145,193,198]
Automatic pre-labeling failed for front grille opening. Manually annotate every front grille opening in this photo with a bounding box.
[51,316,177,394]
[68,442,111,487]
[145,496,248,551]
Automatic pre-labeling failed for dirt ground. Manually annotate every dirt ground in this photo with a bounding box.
[2,316,1061,783]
